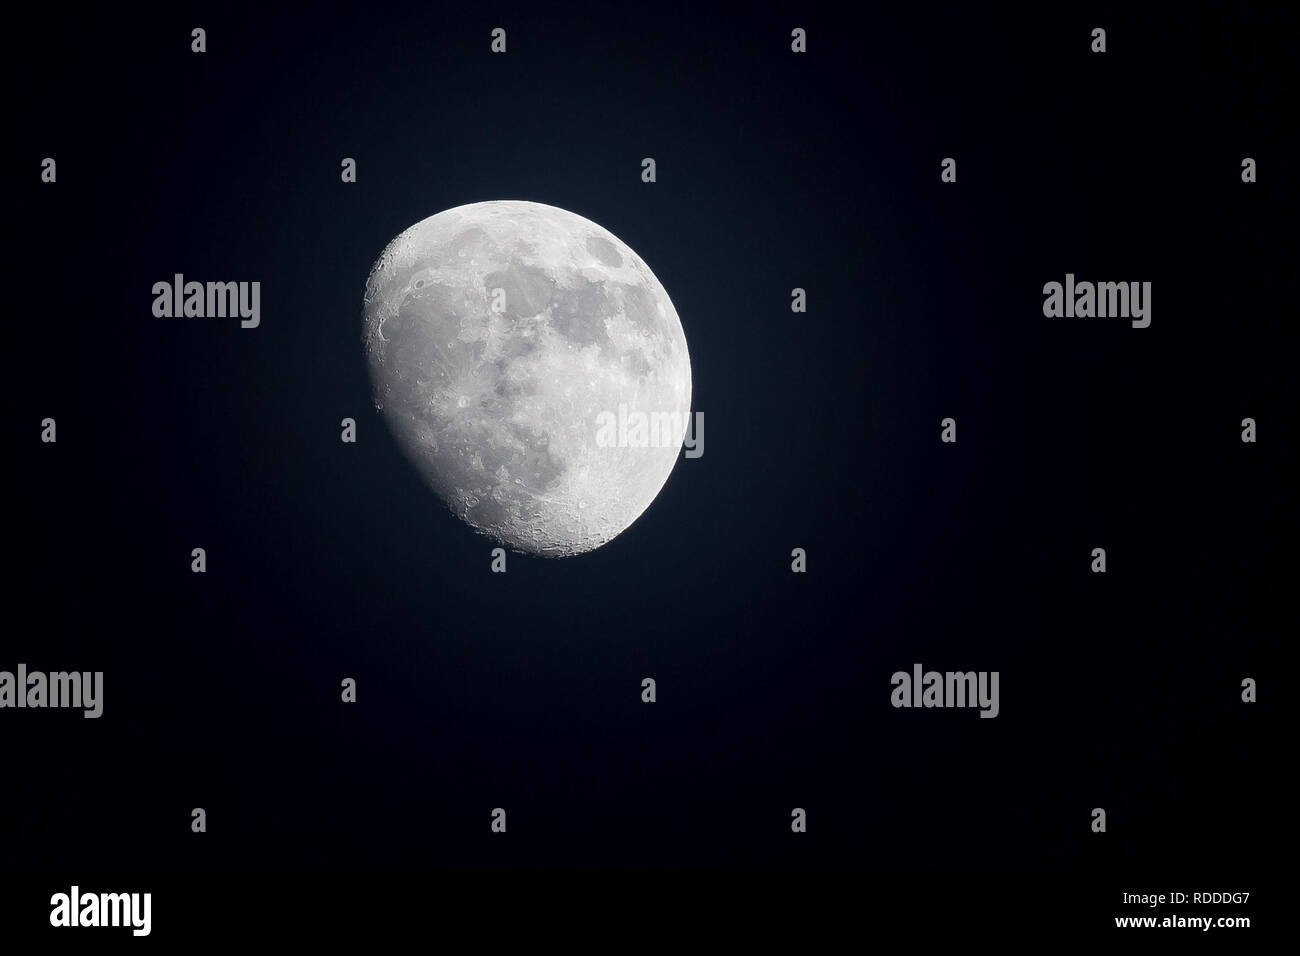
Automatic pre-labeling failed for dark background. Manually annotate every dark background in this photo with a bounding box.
[5,2,1287,868]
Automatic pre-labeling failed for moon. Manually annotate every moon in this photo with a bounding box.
[362,200,692,557]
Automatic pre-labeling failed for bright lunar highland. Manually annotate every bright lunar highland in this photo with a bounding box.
[363,200,692,556]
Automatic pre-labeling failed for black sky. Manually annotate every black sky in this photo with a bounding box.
[5,2,1287,867]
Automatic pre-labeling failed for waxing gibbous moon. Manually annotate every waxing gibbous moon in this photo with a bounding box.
[362,200,693,557]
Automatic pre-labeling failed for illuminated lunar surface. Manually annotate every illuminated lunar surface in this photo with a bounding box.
[362,200,692,556]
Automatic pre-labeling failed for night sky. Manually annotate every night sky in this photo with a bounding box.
[7,3,1285,871]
